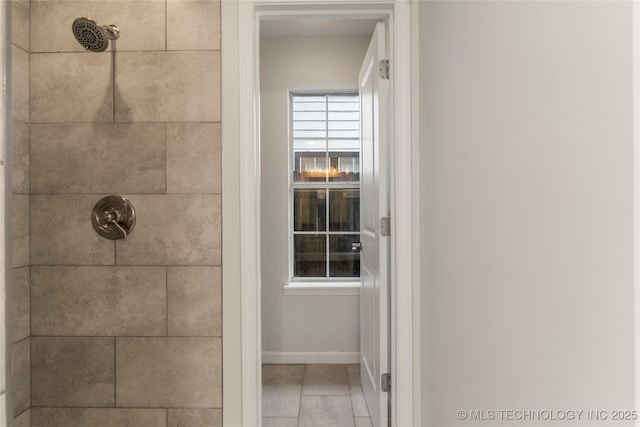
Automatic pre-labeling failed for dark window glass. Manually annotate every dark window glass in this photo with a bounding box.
[329,189,359,231]
[329,234,360,277]
[293,189,326,232]
[294,234,327,277]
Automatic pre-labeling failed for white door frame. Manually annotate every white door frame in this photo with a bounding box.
[633,1,640,415]
[221,1,416,426]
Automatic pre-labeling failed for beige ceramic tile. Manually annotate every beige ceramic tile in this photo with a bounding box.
[355,417,373,427]
[12,195,29,268]
[31,1,165,53]
[167,0,220,51]
[31,195,115,265]
[302,364,350,396]
[298,395,355,427]
[31,408,166,427]
[32,266,166,336]
[11,0,30,51]
[12,409,30,427]
[116,337,221,408]
[116,195,221,265]
[262,364,304,418]
[32,337,115,407]
[11,120,29,195]
[115,51,220,123]
[350,384,369,418]
[347,364,369,417]
[168,266,220,336]
[31,124,165,194]
[11,45,29,122]
[31,53,113,123]
[12,267,29,342]
[12,338,30,415]
[168,409,222,427]
[346,364,360,385]
[167,123,221,194]
[262,418,298,427]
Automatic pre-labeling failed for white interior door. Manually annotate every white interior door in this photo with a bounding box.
[359,22,389,427]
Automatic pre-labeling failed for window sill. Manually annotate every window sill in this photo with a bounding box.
[284,281,360,296]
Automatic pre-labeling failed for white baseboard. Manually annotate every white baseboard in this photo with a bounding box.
[262,351,360,364]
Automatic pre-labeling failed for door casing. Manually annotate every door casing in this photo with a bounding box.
[221,1,416,426]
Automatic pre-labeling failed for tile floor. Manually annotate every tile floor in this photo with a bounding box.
[262,364,372,427]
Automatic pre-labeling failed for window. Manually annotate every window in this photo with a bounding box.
[290,93,360,281]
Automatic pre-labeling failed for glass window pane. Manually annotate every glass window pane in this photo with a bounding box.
[294,189,326,231]
[293,101,326,111]
[329,234,360,277]
[293,139,326,151]
[328,94,358,102]
[329,189,359,231]
[329,129,360,138]
[294,130,327,138]
[329,153,359,182]
[295,95,326,103]
[294,111,326,121]
[339,156,359,175]
[291,94,361,280]
[328,121,359,131]
[293,154,327,182]
[294,121,326,131]
[294,234,327,277]
[329,111,359,121]
[328,101,359,111]
[328,139,359,151]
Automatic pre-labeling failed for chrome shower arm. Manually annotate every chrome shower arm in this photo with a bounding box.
[101,24,120,40]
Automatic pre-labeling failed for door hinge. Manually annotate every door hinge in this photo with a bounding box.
[381,373,391,392]
[380,216,391,237]
[379,59,390,79]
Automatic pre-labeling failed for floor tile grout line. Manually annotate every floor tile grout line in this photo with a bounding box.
[262,364,370,426]
[297,364,305,427]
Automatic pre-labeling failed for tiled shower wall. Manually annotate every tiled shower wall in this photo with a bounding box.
[22,1,222,425]
[11,0,32,426]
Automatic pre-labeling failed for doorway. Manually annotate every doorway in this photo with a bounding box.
[220,2,415,426]
[259,18,378,426]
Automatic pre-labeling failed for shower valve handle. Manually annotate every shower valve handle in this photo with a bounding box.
[91,196,136,240]
[98,209,128,238]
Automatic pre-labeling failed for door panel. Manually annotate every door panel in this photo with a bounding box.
[359,22,388,427]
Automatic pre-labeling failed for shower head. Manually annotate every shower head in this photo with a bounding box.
[72,17,120,52]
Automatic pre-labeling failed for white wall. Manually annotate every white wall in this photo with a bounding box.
[418,1,635,425]
[260,36,370,360]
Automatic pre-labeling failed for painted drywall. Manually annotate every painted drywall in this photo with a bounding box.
[418,1,635,425]
[260,36,370,359]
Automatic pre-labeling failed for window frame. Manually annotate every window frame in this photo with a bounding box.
[287,91,361,292]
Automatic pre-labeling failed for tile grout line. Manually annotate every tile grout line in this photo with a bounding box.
[164,123,168,194]
[113,336,117,408]
[296,364,306,427]
[164,266,169,337]
[263,364,366,426]
[29,406,222,410]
